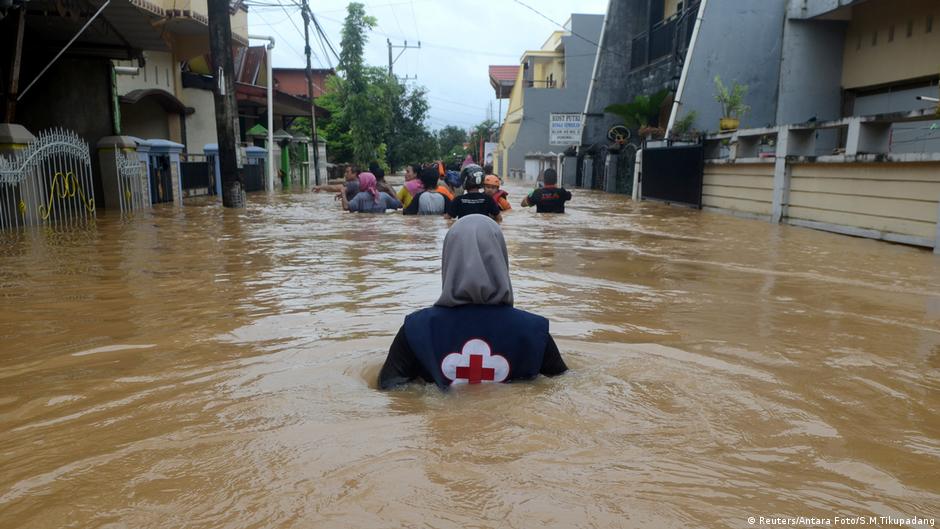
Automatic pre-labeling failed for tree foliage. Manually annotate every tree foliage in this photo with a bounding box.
[436,126,467,164]
[604,89,671,129]
[311,1,439,170]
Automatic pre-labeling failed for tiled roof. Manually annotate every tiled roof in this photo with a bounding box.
[488,65,519,82]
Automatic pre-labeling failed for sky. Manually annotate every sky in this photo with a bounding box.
[245,0,609,132]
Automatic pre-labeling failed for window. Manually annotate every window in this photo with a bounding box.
[907,20,914,37]
[856,35,862,50]
[871,30,878,46]
[888,25,894,42]
[928,15,934,33]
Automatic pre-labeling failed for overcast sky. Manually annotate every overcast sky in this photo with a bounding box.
[246,0,608,132]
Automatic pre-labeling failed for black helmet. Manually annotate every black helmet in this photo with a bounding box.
[460,164,485,188]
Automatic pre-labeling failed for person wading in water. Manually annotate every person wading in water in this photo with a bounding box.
[341,172,402,213]
[403,167,451,215]
[378,215,568,389]
[521,168,572,213]
[446,164,502,221]
[483,174,511,211]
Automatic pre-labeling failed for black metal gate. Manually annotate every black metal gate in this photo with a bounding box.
[241,165,264,192]
[149,156,174,204]
[181,161,210,191]
[641,142,704,207]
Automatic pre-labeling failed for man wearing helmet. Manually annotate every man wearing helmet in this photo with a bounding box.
[445,164,502,221]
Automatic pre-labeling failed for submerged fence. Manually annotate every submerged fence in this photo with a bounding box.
[0,128,96,230]
[114,148,148,214]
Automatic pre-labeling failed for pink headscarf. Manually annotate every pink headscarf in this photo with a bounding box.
[404,178,424,196]
[358,172,380,203]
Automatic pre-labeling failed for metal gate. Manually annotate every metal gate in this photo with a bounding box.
[641,142,704,207]
[0,128,96,230]
[114,148,148,214]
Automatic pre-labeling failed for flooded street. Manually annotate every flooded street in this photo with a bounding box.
[1,183,938,529]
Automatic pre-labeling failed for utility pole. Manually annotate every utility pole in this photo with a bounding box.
[301,0,321,186]
[386,38,420,79]
[207,0,244,207]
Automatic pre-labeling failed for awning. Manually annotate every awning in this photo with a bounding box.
[23,0,169,57]
[121,89,195,115]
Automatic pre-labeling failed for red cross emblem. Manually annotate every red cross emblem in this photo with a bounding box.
[441,339,510,385]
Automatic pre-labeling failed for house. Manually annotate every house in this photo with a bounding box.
[492,14,604,182]
[606,0,940,252]
[0,0,249,209]
[579,0,702,192]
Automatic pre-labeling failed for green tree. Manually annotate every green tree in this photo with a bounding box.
[312,2,438,170]
[465,119,498,163]
[339,2,379,165]
[386,82,438,169]
[436,125,468,165]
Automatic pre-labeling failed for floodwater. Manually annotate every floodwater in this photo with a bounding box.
[1,182,939,529]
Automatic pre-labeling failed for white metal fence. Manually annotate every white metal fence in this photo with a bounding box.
[0,128,96,230]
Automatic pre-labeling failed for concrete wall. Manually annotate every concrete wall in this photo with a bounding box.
[120,98,171,140]
[842,0,940,89]
[673,0,789,133]
[15,57,114,204]
[776,20,847,125]
[505,13,604,177]
[702,163,775,218]
[788,162,940,243]
[115,52,176,95]
[182,87,218,153]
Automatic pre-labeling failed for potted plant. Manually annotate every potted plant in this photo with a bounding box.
[669,110,699,142]
[714,76,749,131]
[604,89,671,141]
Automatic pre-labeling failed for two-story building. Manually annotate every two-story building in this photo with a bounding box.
[491,14,603,181]
[0,0,248,208]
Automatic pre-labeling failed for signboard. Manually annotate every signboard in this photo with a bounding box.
[549,113,583,145]
[483,142,497,167]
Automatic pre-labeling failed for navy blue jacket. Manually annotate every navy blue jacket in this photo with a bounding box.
[379,304,567,390]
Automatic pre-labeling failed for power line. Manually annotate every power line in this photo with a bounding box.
[252,10,307,64]
[311,11,341,65]
[511,0,600,49]
[278,1,323,68]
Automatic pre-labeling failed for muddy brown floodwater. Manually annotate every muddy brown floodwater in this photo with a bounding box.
[1,183,939,529]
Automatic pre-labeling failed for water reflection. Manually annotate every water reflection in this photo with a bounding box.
[1,184,938,528]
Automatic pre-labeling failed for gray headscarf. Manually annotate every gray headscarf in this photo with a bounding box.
[435,215,514,307]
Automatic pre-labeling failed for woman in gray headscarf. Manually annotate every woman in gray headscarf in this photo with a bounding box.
[378,215,567,390]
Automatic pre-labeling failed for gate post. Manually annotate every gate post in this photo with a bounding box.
[0,124,36,228]
[604,153,617,193]
[632,149,643,201]
[771,126,791,224]
[144,140,185,206]
[97,136,138,211]
[0,123,35,156]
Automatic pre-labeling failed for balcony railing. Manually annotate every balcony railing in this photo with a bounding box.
[630,1,699,70]
[524,79,558,88]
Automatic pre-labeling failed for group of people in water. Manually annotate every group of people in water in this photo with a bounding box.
[316,160,573,220]
[315,159,574,391]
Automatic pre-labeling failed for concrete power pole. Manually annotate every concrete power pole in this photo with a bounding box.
[301,0,321,186]
[207,0,244,207]
[387,38,420,79]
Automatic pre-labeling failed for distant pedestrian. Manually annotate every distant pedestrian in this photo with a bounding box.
[446,164,502,221]
[370,161,396,197]
[521,168,571,213]
[403,167,451,215]
[396,163,423,209]
[314,164,360,201]
[484,175,511,211]
[341,172,402,213]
